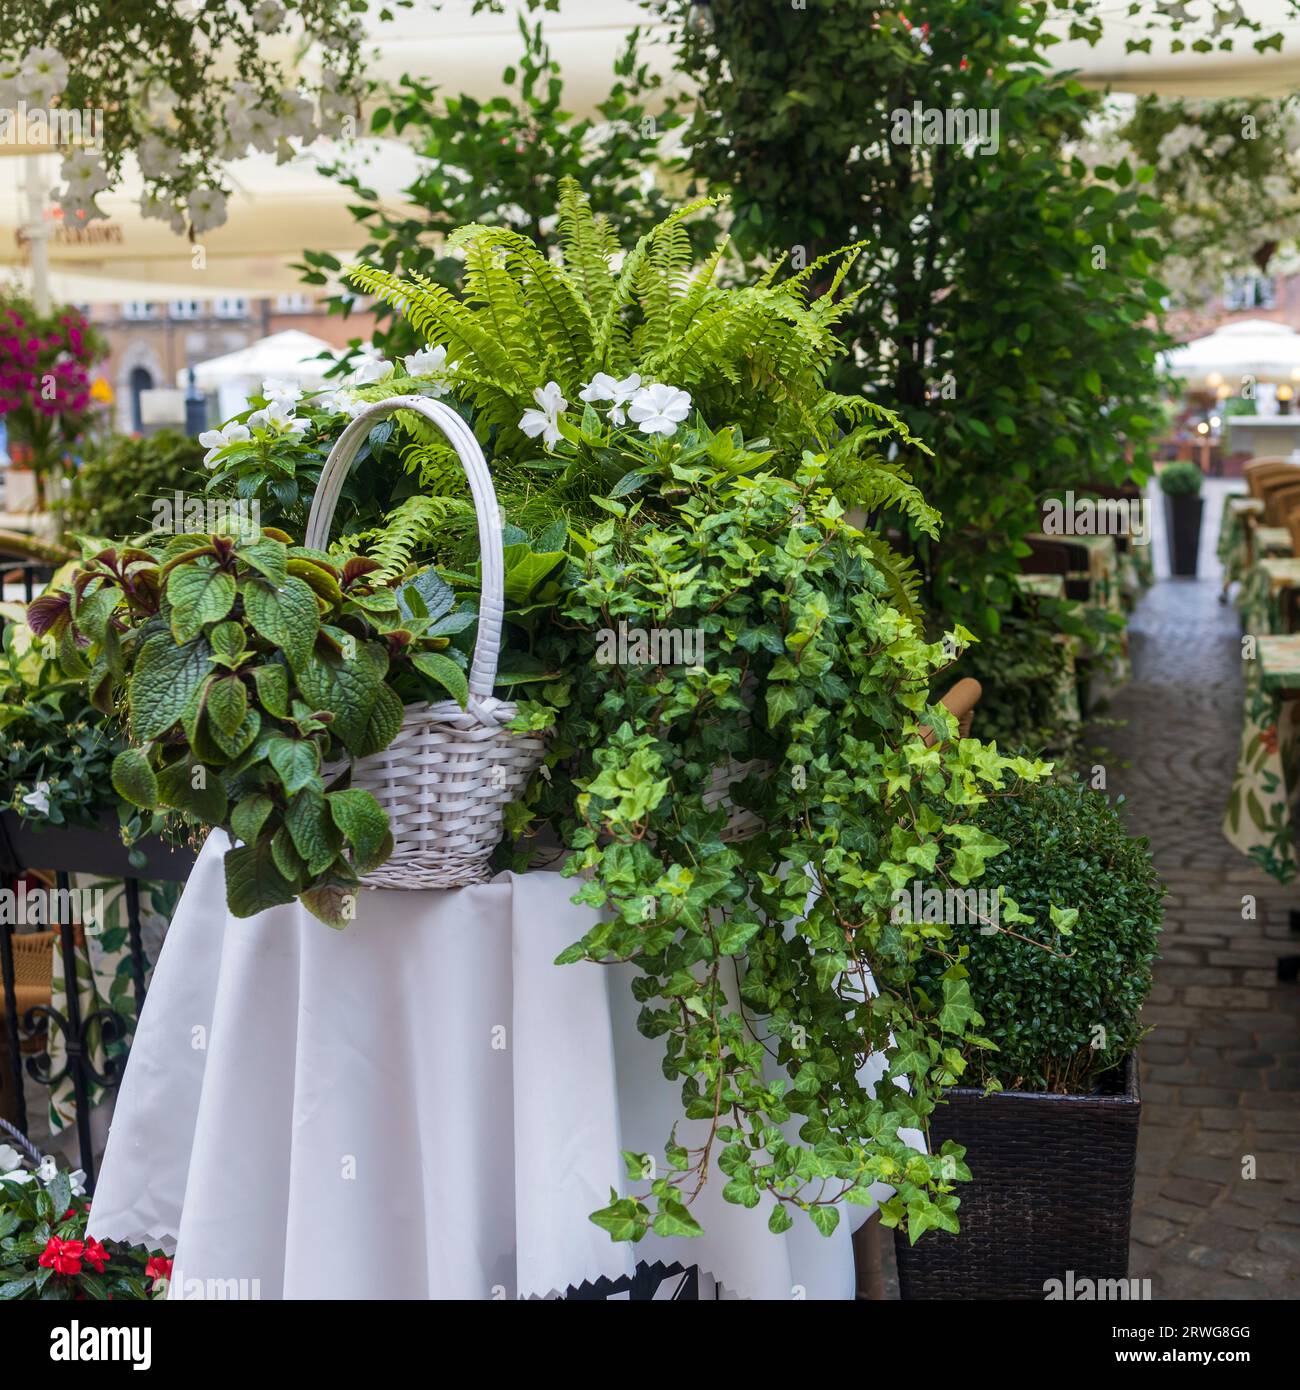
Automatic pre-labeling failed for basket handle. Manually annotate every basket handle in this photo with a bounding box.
[305,395,503,704]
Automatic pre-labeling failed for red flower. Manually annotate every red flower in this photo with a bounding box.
[83,1237,109,1274]
[61,1207,77,1221]
[38,1236,84,1276]
[145,1255,172,1284]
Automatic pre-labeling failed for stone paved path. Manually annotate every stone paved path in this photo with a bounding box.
[877,481,1299,1300]
[1106,481,1300,1300]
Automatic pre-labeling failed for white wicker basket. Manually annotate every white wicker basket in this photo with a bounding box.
[307,395,546,890]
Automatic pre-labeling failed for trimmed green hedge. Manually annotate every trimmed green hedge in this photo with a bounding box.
[918,779,1164,1094]
[63,430,206,540]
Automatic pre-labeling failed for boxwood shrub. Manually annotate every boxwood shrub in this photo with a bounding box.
[918,779,1164,1094]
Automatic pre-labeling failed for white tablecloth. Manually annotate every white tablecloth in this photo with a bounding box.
[89,833,900,1299]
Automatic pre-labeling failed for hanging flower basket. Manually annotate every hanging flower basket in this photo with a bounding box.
[308,397,546,889]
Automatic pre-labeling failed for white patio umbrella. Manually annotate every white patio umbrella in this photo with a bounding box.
[0,139,424,305]
[180,329,338,422]
[1165,318,1300,388]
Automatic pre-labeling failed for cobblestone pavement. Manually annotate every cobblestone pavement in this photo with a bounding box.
[1105,482,1300,1300]
[876,482,1299,1301]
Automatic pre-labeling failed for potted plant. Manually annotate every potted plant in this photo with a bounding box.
[45,184,1077,1247]
[896,779,1164,1299]
[0,1128,168,1299]
[0,295,106,512]
[1159,461,1204,578]
[338,184,1081,1243]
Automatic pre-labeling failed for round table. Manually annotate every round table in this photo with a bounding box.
[88,833,906,1299]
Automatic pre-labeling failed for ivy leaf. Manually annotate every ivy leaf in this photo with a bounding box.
[589,1198,646,1243]
[650,1199,703,1239]
[1049,903,1079,936]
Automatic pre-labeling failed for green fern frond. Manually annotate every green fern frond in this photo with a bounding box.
[858,533,925,625]
[555,175,620,325]
[333,493,474,579]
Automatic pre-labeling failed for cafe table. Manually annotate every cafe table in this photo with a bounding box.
[1224,632,1300,883]
[1238,556,1300,636]
[1218,495,1266,596]
[86,832,913,1300]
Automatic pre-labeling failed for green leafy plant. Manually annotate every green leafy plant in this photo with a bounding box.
[349,186,1074,1244]
[1158,460,1204,496]
[913,779,1163,1094]
[657,0,1169,672]
[0,1148,166,1300]
[0,597,175,853]
[61,429,206,541]
[30,527,482,928]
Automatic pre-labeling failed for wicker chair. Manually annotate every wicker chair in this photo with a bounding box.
[1265,478,1300,525]
[0,930,53,1126]
[921,678,983,747]
[1245,458,1300,499]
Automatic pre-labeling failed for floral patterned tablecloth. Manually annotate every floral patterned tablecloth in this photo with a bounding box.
[1219,495,1266,593]
[46,878,179,1134]
[1224,633,1300,883]
[1238,556,1300,636]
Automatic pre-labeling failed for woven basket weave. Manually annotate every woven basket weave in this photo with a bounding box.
[893,1055,1141,1300]
[307,395,546,890]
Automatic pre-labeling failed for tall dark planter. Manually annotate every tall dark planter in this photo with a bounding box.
[894,1056,1141,1300]
[1164,492,1204,578]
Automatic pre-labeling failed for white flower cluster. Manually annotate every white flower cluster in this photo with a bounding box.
[199,379,312,466]
[520,375,693,450]
[0,1145,87,1196]
[1,14,367,236]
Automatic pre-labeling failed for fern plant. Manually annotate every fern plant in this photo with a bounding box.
[346,178,936,615]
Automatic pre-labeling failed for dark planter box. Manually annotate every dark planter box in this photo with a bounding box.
[1164,492,1204,578]
[0,811,198,882]
[894,1056,1141,1300]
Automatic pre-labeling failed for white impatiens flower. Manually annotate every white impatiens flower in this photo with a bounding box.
[249,402,310,435]
[18,46,68,106]
[187,186,229,235]
[252,0,287,31]
[21,782,51,817]
[519,381,568,450]
[199,421,252,467]
[403,345,458,396]
[579,372,642,426]
[0,1144,23,1173]
[348,345,393,385]
[262,378,303,407]
[628,383,692,437]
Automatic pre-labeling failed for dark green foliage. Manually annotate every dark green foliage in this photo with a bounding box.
[950,607,1076,758]
[661,0,1169,646]
[1158,461,1204,496]
[62,431,206,540]
[918,779,1163,1094]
